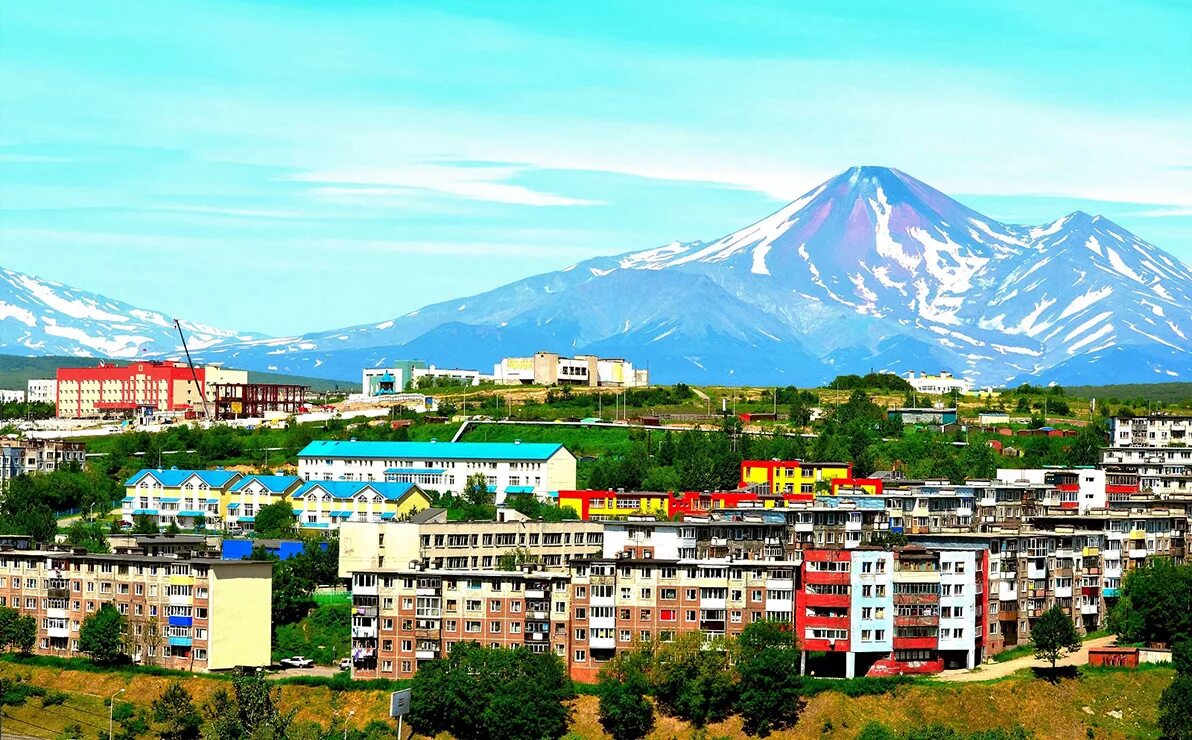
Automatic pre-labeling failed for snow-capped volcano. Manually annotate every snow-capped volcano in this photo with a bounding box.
[3,166,1190,385]
[0,267,263,358]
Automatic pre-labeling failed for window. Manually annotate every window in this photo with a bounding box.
[574,649,587,663]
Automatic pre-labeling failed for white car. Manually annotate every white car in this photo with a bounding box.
[279,656,315,669]
[339,658,352,671]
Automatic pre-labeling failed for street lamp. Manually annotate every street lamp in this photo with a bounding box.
[109,687,125,740]
[343,709,356,739]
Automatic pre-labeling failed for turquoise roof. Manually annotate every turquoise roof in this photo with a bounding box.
[227,503,241,510]
[125,468,241,488]
[237,516,256,523]
[505,486,535,494]
[177,510,205,517]
[229,474,303,493]
[292,480,424,501]
[298,440,568,462]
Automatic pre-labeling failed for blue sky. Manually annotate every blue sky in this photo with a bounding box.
[2,0,1190,335]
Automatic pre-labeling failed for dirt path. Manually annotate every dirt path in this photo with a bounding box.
[935,634,1117,682]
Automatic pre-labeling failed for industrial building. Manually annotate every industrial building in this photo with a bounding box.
[492,352,648,387]
[212,382,307,420]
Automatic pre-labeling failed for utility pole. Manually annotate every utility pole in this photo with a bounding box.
[109,687,125,739]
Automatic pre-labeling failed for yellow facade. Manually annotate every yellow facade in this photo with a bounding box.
[293,481,433,531]
[557,491,670,520]
[740,461,852,495]
[207,561,273,670]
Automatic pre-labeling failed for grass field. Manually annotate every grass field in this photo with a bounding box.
[457,422,636,457]
[1,659,1171,739]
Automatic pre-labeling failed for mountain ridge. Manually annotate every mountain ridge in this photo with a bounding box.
[2,166,1190,386]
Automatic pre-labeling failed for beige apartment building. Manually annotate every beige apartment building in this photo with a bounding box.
[0,548,272,671]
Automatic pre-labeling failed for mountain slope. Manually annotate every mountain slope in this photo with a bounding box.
[3,167,1190,386]
[0,267,263,358]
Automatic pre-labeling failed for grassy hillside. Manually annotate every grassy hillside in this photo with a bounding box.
[0,659,1170,739]
[0,353,354,392]
[1066,382,1192,405]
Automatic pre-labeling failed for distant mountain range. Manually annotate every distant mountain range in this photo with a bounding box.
[3,166,1190,386]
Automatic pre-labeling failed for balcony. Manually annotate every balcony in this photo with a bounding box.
[893,616,940,627]
[352,625,377,639]
[590,636,615,650]
[1081,547,1100,557]
[997,607,1019,621]
[1128,548,1148,559]
[1081,603,1101,615]
[893,594,940,606]
[525,589,546,599]
[415,649,437,660]
[353,606,379,618]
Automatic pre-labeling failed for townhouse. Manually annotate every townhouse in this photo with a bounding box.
[0,547,271,671]
[291,480,432,531]
[122,468,242,529]
[224,474,304,532]
[298,440,576,503]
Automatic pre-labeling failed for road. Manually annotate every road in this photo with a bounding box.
[935,634,1117,682]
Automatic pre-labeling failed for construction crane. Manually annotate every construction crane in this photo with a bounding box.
[174,318,212,421]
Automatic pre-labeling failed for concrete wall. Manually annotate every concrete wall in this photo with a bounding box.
[207,562,273,670]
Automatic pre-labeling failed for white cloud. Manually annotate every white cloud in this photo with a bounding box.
[290,163,602,207]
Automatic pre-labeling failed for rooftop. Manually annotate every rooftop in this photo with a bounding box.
[298,440,569,461]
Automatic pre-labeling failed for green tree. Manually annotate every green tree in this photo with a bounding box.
[151,681,202,740]
[462,472,491,507]
[65,519,111,553]
[11,614,36,655]
[409,643,573,740]
[79,603,127,664]
[646,632,735,727]
[1110,561,1192,646]
[640,465,680,493]
[1068,421,1107,467]
[132,513,160,535]
[735,620,805,736]
[1030,605,1081,671]
[253,500,297,539]
[1158,674,1192,740]
[0,606,16,650]
[598,652,654,740]
[231,671,295,738]
[250,547,315,626]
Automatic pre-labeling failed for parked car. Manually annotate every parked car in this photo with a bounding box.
[279,656,314,669]
[338,658,352,671]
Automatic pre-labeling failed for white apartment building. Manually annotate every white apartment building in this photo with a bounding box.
[27,379,57,404]
[297,440,577,503]
[0,389,26,403]
[493,352,648,387]
[1109,414,1192,448]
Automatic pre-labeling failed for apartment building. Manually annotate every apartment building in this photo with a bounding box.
[291,480,432,531]
[557,489,762,520]
[338,513,605,578]
[0,548,271,671]
[796,546,986,677]
[122,468,242,528]
[1109,414,1192,448]
[1101,445,1192,498]
[56,362,247,419]
[224,474,304,532]
[349,567,572,679]
[27,378,57,404]
[739,460,852,495]
[298,440,577,503]
[0,438,86,487]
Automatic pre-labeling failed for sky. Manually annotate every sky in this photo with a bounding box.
[2,0,1190,336]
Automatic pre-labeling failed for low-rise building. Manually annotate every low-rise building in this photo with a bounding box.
[225,474,304,532]
[298,440,577,503]
[886,407,959,426]
[905,371,972,396]
[0,548,271,671]
[493,352,648,387]
[0,389,26,403]
[739,460,852,496]
[122,468,242,529]
[291,480,432,531]
[56,362,247,419]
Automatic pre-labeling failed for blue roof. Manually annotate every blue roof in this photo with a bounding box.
[177,510,205,517]
[237,516,256,523]
[159,497,180,503]
[121,496,134,503]
[125,468,241,488]
[227,502,241,510]
[380,512,396,520]
[292,480,424,501]
[132,509,159,516]
[505,486,535,494]
[229,474,303,493]
[298,440,568,462]
[300,521,330,529]
[329,510,352,518]
[385,468,445,475]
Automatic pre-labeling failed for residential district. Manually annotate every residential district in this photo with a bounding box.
[1,412,1188,681]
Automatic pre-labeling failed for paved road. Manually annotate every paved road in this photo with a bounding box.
[935,634,1117,682]
[272,664,342,678]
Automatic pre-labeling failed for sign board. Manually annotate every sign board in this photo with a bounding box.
[390,688,412,718]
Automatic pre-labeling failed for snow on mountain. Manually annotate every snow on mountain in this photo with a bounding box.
[0,267,264,359]
[3,166,1191,386]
